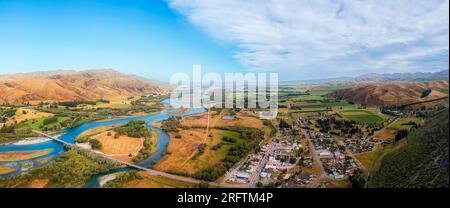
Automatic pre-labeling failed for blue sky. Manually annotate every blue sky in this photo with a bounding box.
[0,0,242,81]
[0,0,448,81]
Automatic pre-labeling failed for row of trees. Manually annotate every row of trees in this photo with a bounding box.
[55,100,110,108]
[192,144,207,160]
[132,135,154,163]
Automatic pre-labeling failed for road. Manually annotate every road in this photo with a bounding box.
[248,141,275,187]
[300,128,329,179]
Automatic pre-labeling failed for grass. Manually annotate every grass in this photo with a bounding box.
[355,145,396,172]
[370,109,449,188]
[76,125,118,141]
[310,85,352,96]
[154,129,241,175]
[280,85,350,102]
[296,95,326,101]
[92,131,144,163]
[76,123,154,163]
[25,116,70,131]
[373,117,424,142]
[93,96,135,109]
[390,117,424,130]
[280,85,387,124]
[12,108,53,123]
[189,131,230,172]
[373,128,397,142]
[277,114,294,126]
[108,171,196,188]
[338,110,384,123]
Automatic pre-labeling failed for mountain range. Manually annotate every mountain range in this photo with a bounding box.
[354,70,449,82]
[0,69,167,104]
[283,70,449,84]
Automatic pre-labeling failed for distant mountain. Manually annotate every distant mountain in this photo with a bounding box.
[355,70,449,82]
[326,80,449,107]
[282,70,449,84]
[0,69,167,104]
[370,109,449,188]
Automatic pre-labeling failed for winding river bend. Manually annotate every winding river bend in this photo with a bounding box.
[0,99,206,187]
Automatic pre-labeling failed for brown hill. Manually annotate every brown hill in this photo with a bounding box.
[326,81,449,107]
[0,69,166,104]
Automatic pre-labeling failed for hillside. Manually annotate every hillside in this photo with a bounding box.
[326,81,449,107]
[0,69,166,104]
[370,109,449,188]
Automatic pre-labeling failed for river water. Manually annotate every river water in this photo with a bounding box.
[0,99,206,187]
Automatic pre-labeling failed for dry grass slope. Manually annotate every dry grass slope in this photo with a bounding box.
[0,69,166,104]
[327,81,449,107]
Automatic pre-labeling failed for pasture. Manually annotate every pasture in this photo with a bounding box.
[338,110,384,123]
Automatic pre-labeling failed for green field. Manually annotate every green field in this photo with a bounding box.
[309,85,352,96]
[339,110,384,123]
[278,86,388,124]
[24,116,70,131]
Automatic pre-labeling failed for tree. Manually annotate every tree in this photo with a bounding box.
[349,171,366,188]
[279,119,292,129]
[89,139,102,150]
[115,120,151,138]
[197,182,210,188]
[161,116,182,132]
[395,129,409,142]
[256,182,264,187]
[43,116,58,125]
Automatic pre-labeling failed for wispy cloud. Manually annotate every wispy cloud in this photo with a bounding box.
[168,0,449,79]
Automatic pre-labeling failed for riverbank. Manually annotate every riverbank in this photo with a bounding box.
[0,148,54,162]
[0,164,15,175]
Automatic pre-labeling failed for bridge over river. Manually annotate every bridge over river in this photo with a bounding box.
[33,130,248,188]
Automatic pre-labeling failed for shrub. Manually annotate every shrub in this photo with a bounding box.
[161,116,182,132]
[222,136,236,143]
[89,139,102,150]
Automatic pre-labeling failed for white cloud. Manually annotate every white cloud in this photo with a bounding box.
[169,0,449,79]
